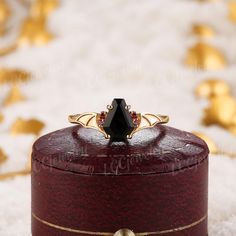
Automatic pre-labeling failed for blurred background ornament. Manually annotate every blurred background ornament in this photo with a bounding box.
[30,0,59,18]
[0,0,11,23]
[185,42,226,70]
[0,0,11,36]
[0,0,56,56]
[195,79,230,98]
[0,169,30,180]
[228,126,236,135]
[0,68,31,106]
[229,1,236,23]
[3,85,26,106]
[196,79,236,135]
[192,24,215,38]
[0,43,18,56]
[10,118,45,135]
[193,132,236,157]
[18,0,58,45]
[0,113,4,123]
[202,95,236,128]
[0,148,8,164]
[18,16,54,46]
[0,26,6,36]
[0,68,31,84]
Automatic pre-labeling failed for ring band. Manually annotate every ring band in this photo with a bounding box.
[68,99,169,141]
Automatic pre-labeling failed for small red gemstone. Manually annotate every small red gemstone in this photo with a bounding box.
[100,111,106,118]
[98,111,107,126]
[131,111,137,117]
[130,111,140,127]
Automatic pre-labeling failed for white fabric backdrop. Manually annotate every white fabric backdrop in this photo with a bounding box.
[0,0,236,235]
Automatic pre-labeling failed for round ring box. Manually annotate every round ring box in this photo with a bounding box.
[31,125,209,236]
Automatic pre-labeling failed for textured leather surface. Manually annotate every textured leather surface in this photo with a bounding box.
[32,158,208,236]
[32,125,209,175]
[32,125,209,236]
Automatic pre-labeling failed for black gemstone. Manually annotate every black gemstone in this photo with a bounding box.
[103,99,134,142]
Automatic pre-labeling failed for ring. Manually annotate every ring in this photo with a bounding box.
[68,98,169,142]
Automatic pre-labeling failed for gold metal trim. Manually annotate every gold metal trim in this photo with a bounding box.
[32,213,207,235]
[68,113,109,138]
[32,213,112,235]
[129,113,169,138]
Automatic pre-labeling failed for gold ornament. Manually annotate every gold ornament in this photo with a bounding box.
[0,169,30,180]
[31,0,59,18]
[0,44,18,56]
[0,0,11,37]
[193,132,236,158]
[0,147,32,180]
[229,1,236,23]
[195,79,231,98]
[3,85,26,106]
[229,126,236,135]
[0,113,3,123]
[0,68,31,84]
[0,148,8,164]
[11,118,45,135]
[0,0,55,56]
[0,68,31,106]
[196,79,236,135]
[0,0,11,25]
[0,26,6,36]
[18,17,54,46]
[203,95,236,128]
[185,42,226,70]
[192,24,215,38]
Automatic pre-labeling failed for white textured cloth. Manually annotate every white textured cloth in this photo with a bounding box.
[0,0,236,235]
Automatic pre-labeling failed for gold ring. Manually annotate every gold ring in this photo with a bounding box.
[68,98,169,142]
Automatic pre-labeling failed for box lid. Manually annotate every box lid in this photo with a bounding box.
[32,124,209,175]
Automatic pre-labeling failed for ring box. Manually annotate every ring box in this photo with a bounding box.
[31,124,209,236]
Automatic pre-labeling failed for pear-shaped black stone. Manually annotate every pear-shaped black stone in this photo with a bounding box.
[103,99,134,142]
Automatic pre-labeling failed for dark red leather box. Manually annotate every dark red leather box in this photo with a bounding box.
[31,124,209,236]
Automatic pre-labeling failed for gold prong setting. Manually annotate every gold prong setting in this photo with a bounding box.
[107,105,113,110]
